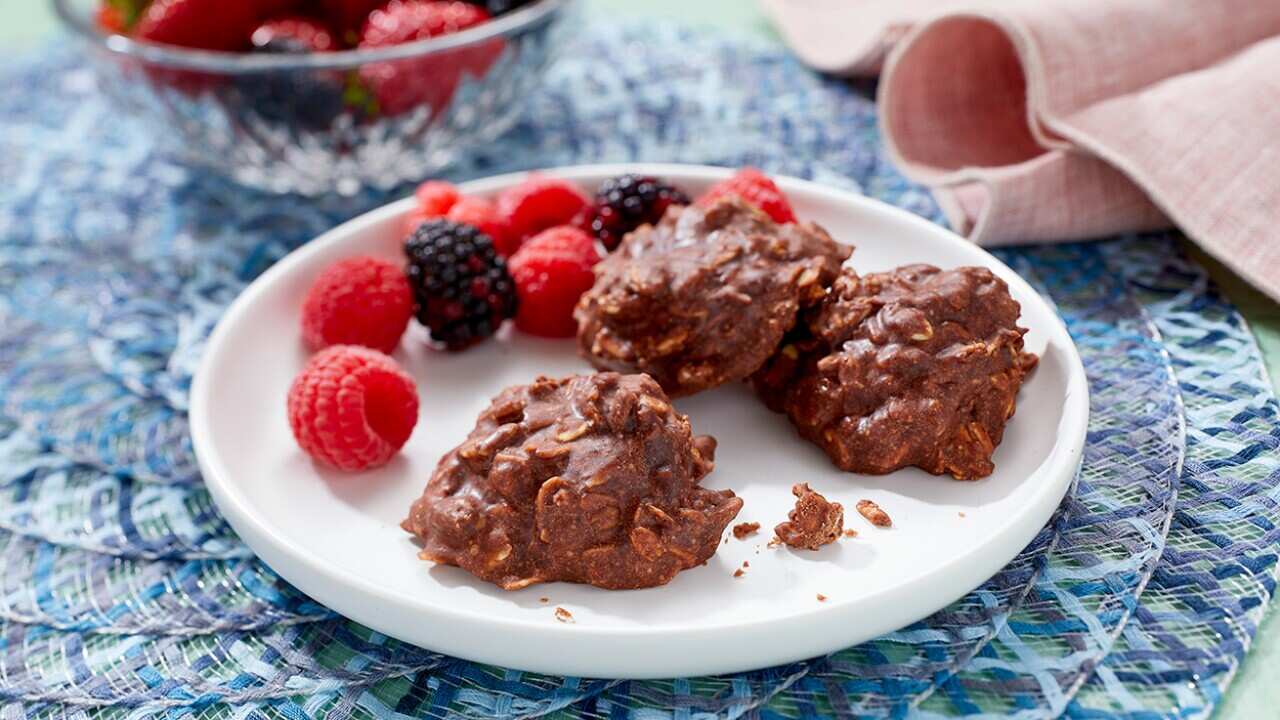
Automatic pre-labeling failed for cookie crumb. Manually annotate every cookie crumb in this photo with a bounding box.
[856,499,892,527]
[958,511,966,518]
[816,593,828,602]
[539,597,549,603]
[733,521,761,539]
[843,529,858,538]
[775,483,844,549]
[554,607,574,623]
[767,537,782,548]
[742,560,750,568]
[733,568,746,578]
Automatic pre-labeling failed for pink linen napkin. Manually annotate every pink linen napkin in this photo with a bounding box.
[762,0,1280,301]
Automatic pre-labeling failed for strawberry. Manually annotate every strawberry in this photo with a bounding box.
[360,0,490,45]
[134,0,258,51]
[357,1,492,117]
[250,16,339,52]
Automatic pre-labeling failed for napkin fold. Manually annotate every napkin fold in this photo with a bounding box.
[763,0,1280,301]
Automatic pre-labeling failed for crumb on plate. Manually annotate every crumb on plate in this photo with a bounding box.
[775,483,843,549]
[856,499,892,527]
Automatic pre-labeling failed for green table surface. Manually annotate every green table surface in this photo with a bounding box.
[5,2,1279,717]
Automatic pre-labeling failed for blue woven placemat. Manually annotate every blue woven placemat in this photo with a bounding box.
[1,21,1278,720]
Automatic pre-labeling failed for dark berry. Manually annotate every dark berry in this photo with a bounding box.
[465,0,535,14]
[404,219,518,350]
[581,174,690,251]
[234,17,347,132]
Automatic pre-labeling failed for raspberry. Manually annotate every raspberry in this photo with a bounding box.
[416,180,461,215]
[357,1,492,117]
[403,180,462,235]
[508,226,601,338]
[300,256,414,354]
[134,0,258,51]
[697,168,797,224]
[287,346,419,471]
[446,197,513,257]
[579,174,690,251]
[495,176,590,250]
[404,219,517,350]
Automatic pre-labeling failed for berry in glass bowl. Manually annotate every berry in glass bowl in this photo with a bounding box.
[54,0,576,195]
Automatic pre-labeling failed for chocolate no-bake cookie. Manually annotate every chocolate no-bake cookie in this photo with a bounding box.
[401,372,743,590]
[755,264,1038,480]
[575,197,851,397]
[774,483,843,550]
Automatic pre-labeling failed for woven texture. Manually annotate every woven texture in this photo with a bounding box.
[1,22,1278,719]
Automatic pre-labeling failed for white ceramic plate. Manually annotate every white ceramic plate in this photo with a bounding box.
[191,164,1088,679]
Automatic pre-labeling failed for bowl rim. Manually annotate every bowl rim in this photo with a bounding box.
[51,0,569,72]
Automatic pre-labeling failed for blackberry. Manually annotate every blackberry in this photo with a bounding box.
[404,219,518,350]
[466,0,536,15]
[235,32,346,133]
[583,174,690,251]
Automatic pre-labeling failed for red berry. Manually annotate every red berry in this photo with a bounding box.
[361,0,490,44]
[416,180,461,215]
[301,257,414,354]
[507,226,601,338]
[496,176,591,251]
[446,196,513,256]
[260,0,308,15]
[287,346,419,471]
[357,1,491,117]
[134,0,258,51]
[403,180,461,235]
[96,5,127,33]
[697,168,797,224]
[250,16,339,52]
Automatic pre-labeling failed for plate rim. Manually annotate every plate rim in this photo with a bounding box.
[190,162,1089,677]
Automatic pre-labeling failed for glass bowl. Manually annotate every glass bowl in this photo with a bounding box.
[52,0,575,195]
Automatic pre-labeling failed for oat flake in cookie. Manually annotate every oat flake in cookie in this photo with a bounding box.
[575,197,851,397]
[755,265,1038,480]
[401,373,743,590]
